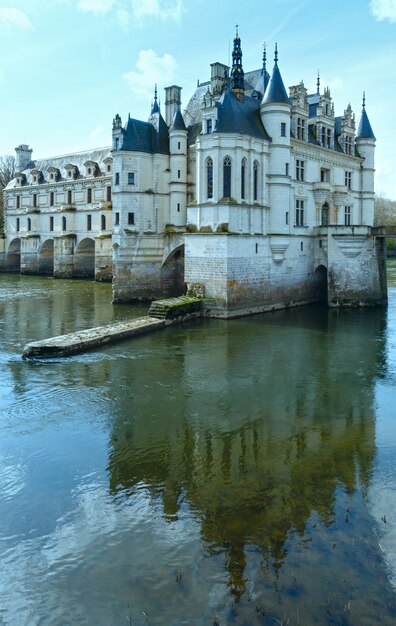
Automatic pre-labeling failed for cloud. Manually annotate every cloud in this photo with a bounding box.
[77,0,114,13]
[370,0,396,23]
[0,8,33,31]
[123,49,177,100]
[130,0,184,24]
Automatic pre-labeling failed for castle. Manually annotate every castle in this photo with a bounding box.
[1,32,387,317]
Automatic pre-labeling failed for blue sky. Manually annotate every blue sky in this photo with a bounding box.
[0,0,395,198]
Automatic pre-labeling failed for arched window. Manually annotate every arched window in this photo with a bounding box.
[241,158,246,200]
[101,214,106,231]
[206,157,213,199]
[62,216,67,231]
[223,156,231,199]
[253,161,259,201]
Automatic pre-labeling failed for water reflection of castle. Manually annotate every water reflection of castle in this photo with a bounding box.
[107,306,385,602]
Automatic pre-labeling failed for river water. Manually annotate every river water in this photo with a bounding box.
[1,269,396,625]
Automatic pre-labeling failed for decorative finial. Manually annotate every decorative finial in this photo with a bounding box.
[154,84,158,103]
[317,70,320,95]
[236,23,238,37]
[263,42,267,71]
[363,91,366,109]
[274,42,278,64]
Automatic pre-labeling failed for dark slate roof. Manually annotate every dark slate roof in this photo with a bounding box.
[122,111,170,154]
[215,89,271,140]
[171,108,187,131]
[356,108,375,139]
[262,63,289,105]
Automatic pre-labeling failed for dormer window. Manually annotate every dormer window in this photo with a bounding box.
[103,157,113,174]
[30,169,42,184]
[207,119,212,134]
[65,164,78,180]
[47,167,60,182]
[84,161,98,178]
[297,118,305,140]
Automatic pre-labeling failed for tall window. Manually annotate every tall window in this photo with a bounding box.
[321,127,326,146]
[106,186,111,202]
[253,161,259,201]
[344,205,352,226]
[223,156,231,198]
[62,216,67,231]
[115,212,120,225]
[327,128,331,148]
[321,204,329,226]
[50,191,54,207]
[50,216,54,231]
[206,119,212,134]
[281,122,286,137]
[206,157,213,199]
[296,199,304,226]
[115,173,120,185]
[296,159,304,181]
[101,214,106,230]
[16,218,20,232]
[297,118,305,140]
[16,195,20,209]
[128,172,135,185]
[345,171,352,190]
[33,194,37,208]
[128,212,135,225]
[27,218,31,231]
[87,214,92,231]
[241,159,246,200]
[345,136,353,155]
[87,188,92,204]
[67,190,72,205]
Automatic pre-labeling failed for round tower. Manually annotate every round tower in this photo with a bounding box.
[260,45,291,234]
[355,93,376,225]
[169,108,188,227]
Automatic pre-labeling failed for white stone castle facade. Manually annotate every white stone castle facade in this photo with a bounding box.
[1,33,387,316]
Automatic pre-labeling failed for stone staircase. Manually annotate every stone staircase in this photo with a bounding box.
[148,295,203,320]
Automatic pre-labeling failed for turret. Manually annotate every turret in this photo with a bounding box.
[169,108,188,226]
[356,93,376,225]
[260,45,291,234]
[164,85,182,127]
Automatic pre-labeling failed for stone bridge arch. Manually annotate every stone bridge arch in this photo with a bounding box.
[39,239,54,275]
[161,241,185,297]
[6,238,21,272]
[74,237,95,279]
[314,264,328,303]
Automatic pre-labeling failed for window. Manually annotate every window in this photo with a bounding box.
[87,168,92,175]
[128,172,135,185]
[115,173,120,185]
[286,212,289,225]
[345,171,352,190]
[50,216,54,231]
[33,176,37,183]
[207,157,213,199]
[115,212,120,225]
[300,241,304,251]
[33,193,37,208]
[253,161,259,201]
[107,165,111,172]
[16,218,20,232]
[177,203,180,212]
[223,156,231,198]
[344,205,352,226]
[177,169,181,179]
[321,204,329,226]
[16,195,20,209]
[345,136,353,155]
[297,118,305,140]
[319,239,322,248]
[115,138,119,150]
[321,127,326,146]
[101,214,106,230]
[327,128,331,148]
[68,171,72,177]
[255,243,258,254]
[296,159,304,181]
[50,191,54,207]
[320,168,330,183]
[87,188,92,204]
[286,163,289,176]
[50,173,54,180]
[62,216,67,231]
[281,122,286,137]
[87,214,92,231]
[241,159,246,200]
[106,186,111,202]
[67,190,72,205]
[207,119,212,134]
[178,141,181,150]
[128,212,135,225]
[27,218,31,231]
[296,199,304,226]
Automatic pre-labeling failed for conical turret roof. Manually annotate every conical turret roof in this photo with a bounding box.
[262,44,289,105]
[356,94,375,140]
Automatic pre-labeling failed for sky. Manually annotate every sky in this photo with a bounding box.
[0,0,396,198]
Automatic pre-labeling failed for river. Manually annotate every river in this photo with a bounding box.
[1,267,396,625]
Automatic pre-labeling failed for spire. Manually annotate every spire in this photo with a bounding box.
[317,70,320,95]
[170,108,187,131]
[262,42,270,93]
[231,25,245,99]
[151,84,159,114]
[356,92,375,140]
[262,44,289,105]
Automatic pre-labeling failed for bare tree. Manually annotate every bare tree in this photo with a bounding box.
[374,194,396,227]
[0,154,16,233]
